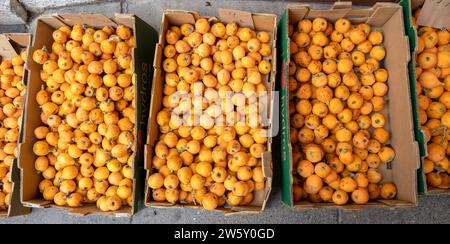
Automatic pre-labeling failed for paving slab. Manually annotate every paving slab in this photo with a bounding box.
[338,195,450,224]
[18,0,110,13]
[131,189,339,224]
[2,187,449,224]
[0,24,27,33]
[27,1,122,33]
[123,0,288,33]
[0,0,28,25]
[0,208,131,224]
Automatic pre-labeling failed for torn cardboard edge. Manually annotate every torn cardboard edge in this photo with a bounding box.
[0,33,31,218]
[281,2,419,210]
[19,13,157,217]
[144,9,277,214]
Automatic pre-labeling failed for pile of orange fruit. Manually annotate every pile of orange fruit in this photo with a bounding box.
[0,51,26,210]
[147,18,272,210]
[412,9,450,190]
[289,18,397,205]
[31,24,136,211]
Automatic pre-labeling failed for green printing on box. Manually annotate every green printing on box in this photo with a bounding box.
[400,0,425,193]
[278,9,293,206]
[131,16,158,212]
[400,0,450,195]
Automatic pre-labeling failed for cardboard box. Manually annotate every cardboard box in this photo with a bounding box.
[0,33,31,218]
[18,13,158,217]
[279,2,420,210]
[144,9,276,214]
[401,0,450,195]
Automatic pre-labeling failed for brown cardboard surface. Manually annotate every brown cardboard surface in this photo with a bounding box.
[144,9,277,214]
[416,0,450,29]
[218,8,255,29]
[382,8,419,204]
[19,13,151,217]
[113,14,135,29]
[0,33,31,218]
[6,33,33,49]
[285,3,419,209]
[0,35,19,60]
[56,13,117,28]
[412,0,426,9]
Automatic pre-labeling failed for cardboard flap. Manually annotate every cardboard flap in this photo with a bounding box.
[347,9,372,19]
[404,36,411,62]
[22,199,51,208]
[56,13,117,28]
[262,151,273,178]
[38,15,69,30]
[148,69,162,146]
[0,35,18,59]
[228,206,262,215]
[164,10,196,26]
[149,201,178,207]
[271,47,277,73]
[153,44,162,69]
[144,144,153,171]
[413,141,421,169]
[426,187,450,195]
[372,2,401,8]
[113,13,135,28]
[269,86,277,139]
[367,4,400,26]
[247,187,266,208]
[66,205,131,217]
[261,177,272,211]
[417,0,450,29]
[253,14,277,33]
[218,9,254,29]
[332,1,353,9]
[292,201,315,210]
[6,159,31,217]
[287,5,310,24]
[412,0,426,10]
[17,143,26,169]
[6,33,30,48]
[376,199,415,207]
[308,4,352,20]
